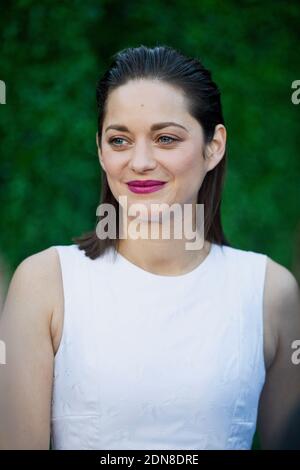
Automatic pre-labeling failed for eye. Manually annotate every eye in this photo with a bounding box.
[108,137,128,147]
[157,135,179,145]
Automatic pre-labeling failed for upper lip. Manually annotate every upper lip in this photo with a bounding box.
[126,180,166,187]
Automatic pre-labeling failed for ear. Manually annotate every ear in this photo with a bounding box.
[204,124,227,172]
[96,131,106,173]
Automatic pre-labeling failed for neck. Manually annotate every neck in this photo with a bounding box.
[116,224,211,276]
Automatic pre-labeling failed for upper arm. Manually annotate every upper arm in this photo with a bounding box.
[0,247,59,449]
[257,257,300,449]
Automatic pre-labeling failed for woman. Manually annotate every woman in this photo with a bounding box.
[0,45,299,450]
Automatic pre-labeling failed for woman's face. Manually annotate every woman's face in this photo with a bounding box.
[97,79,226,223]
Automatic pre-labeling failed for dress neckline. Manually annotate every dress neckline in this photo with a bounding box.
[113,241,218,281]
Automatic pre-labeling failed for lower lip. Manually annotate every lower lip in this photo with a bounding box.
[127,183,166,194]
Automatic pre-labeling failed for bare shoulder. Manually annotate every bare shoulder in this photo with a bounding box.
[0,246,64,449]
[2,246,64,355]
[263,255,300,370]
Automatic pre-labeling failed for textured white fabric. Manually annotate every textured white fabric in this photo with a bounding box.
[50,242,267,450]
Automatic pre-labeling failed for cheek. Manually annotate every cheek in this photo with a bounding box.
[172,147,205,179]
[171,148,207,201]
[102,151,126,176]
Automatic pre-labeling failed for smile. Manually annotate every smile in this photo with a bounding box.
[126,182,167,194]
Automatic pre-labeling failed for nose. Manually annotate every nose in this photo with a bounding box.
[128,140,157,172]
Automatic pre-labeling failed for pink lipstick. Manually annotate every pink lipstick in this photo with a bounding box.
[126,180,167,194]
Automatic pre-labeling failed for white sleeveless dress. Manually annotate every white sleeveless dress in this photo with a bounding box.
[50,242,267,450]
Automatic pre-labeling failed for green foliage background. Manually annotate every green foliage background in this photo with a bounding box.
[1,0,300,450]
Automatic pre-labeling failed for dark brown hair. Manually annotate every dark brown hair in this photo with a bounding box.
[73,44,231,259]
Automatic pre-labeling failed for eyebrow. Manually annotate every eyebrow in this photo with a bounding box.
[105,122,189,133]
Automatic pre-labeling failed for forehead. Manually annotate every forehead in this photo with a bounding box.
[104,79,193,126]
